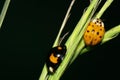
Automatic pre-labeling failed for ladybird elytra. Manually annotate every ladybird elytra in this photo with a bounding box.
[83,18,105,46]
[49,53,58,64]
[46,45,67,73]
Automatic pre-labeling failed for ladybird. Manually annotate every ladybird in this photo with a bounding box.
[83,18,105,46]
[46,32,68,74]
[46,45,66,74]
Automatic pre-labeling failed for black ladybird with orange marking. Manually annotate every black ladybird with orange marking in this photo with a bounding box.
[46,45,66,74]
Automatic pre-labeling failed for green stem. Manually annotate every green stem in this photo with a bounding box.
[39,64,48,80]
[0,0,11,28]
[102,25,120,44]
[48,0,100,80]
[95,0,113,18]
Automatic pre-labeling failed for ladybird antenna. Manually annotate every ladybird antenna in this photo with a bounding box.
[59,32,69,45]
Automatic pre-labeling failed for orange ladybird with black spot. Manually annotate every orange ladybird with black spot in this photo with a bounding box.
[46,45,66,74]
[83,18,105,46]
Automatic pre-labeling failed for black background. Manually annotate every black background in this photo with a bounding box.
[0,0,120,80]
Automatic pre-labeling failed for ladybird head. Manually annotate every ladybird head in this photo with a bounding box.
[57,45,67,55]
[92,18,104,27]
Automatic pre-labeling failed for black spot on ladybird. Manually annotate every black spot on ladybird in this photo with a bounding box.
[92,25,94,27]
[100,24,102,27]
[89,36,91,39]
[99,36,102,38]
[100,28,102,31]
[96,32,99,35]
[92,29,95,32]
[94,39,97,41]
[87,30,90,33]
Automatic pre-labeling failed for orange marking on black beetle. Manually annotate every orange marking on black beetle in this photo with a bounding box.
[49,53,58,64]
[57,46,62,50]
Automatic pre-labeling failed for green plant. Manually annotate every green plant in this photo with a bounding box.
[39,0,120,80]
[0,0,10,28]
